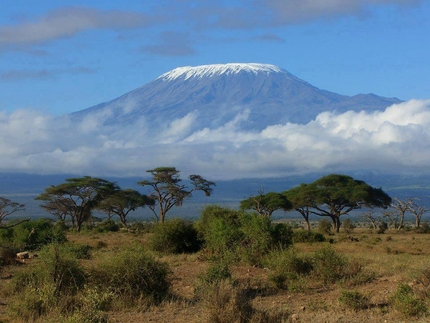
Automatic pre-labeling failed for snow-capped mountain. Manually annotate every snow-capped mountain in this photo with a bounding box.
[72,63,401,130]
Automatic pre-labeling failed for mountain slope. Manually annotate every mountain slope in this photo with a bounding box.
[72,63,401,129]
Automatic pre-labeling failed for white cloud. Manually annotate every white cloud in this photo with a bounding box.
[0,99,429,179]
[0,7,150,45]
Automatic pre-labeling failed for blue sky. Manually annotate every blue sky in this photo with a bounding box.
[1,0,429,115]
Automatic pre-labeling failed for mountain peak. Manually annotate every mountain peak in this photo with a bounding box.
[157,63,285,81]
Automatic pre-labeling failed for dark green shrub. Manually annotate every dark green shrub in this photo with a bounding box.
[196,206,244,256]
[197,206,292,265]
[2,218,67,250]
[94,219,119,233]
[271,223,294,248]
[292,230,326,243]
[312,246,347,284]
[128,221,154,233]
[378,221,388,234]
[90,247,171,305]
[66,243,93,259]
[237,214,275,264]
[150,218,202,254]
[266,249,313,290]
[0,247,17,266]
[339,290,370,311]
[390,284,428,317]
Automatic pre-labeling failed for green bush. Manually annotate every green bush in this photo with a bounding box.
[6,243,86,321]
[94,219,120,233]
[266,248,313,290]
[0,219,67,250]
[150,218,202,254]
[90,247,171,306]
[339,290,370,311]
[312,246,347,284]
[390,284,428,317]
[292,230,326,243]
[197,206,292,265]
[271,222,294,248]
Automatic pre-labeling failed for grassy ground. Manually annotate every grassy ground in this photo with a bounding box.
[1,227,430,322]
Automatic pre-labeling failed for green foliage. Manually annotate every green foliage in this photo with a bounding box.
[390,284,428,317]
[90,247,171,306]
[138,167,215,223]
[0,247,17,266]
[94,219,120,233]
[339,290,370,311]
[196,205,243,256]
[271,222,294,248]
[312,246,347,284]
[6,243,86,321]
[266,248,313,290]
[197,206,292,265]
[0,218,67,250]
[149,218,202,254]
[317,219,332,235]
[240,191,292,217]
[66,243,93,259]
[378,221,388,234]
[292,230,326,243]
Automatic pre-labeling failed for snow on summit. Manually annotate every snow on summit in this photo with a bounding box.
[157,63,284,81]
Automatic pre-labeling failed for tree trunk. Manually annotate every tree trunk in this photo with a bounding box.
[332,216,341,233]
[305,219,311,231]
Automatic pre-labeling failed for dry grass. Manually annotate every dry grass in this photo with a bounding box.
[1,228,430,322]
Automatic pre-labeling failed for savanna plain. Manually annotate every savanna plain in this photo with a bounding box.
[1,215,430,323]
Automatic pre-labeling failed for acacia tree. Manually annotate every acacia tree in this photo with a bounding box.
[138,167,215,223]
[384,198,410,231]
[408,198,428,228]
[96,189,154,226]
[36,176,119,232]
[283,184,318,231]
[0,197,28,229]
[240,190,292,218]
[297,174,391,233]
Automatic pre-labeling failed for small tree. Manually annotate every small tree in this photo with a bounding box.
[0,197,28,229]
[407,198,428,229]
[138,167,215,223]
[96,189,154,226]
[283,184,317,231]
[240,190,292,218]
[36,177,119,232]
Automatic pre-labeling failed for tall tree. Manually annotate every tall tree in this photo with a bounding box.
[283,184,317,231]
[36,177,119,231]
[0,197,28,229]
[138,167,215,223]
[96,189,154,226]
[300,174,391,233]
[240,190,292,218]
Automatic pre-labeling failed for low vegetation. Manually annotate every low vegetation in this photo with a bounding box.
[1,211,430,323]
